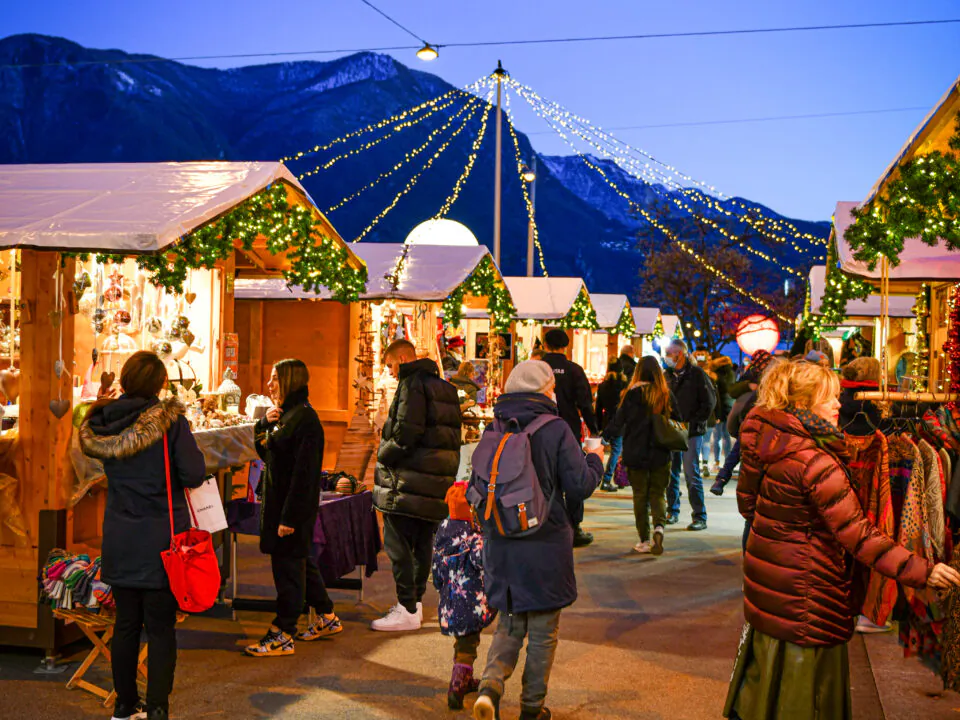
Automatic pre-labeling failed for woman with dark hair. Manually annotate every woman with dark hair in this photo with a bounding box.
[604,356,678,555]
[80,351,206,720]
[245,359,343,657]
[595,358,626,492]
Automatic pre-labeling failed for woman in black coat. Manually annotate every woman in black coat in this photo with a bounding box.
[245,359,343,657]
[80,351,205,720]
[604,356,679,556]
[595,359,626,491]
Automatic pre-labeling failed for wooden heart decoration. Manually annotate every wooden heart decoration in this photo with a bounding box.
[54,360,64,379]
[100,371,116,391]
[185,292,197,305]
[48,310,63,329]
[49,399,70,419]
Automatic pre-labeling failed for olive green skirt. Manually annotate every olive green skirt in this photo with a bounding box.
[723,624,851,720]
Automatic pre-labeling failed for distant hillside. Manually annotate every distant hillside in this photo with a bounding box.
[0,33,830,299]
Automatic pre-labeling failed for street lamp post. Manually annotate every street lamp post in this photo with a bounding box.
[492,61,507,266]
[524,157,537,276]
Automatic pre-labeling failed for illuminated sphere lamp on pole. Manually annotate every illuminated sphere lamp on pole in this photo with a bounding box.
[521,165,536,183]
[404,218,479,247]
[736,314,780,356]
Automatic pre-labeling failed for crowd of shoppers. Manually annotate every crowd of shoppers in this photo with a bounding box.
[83,328,960,720]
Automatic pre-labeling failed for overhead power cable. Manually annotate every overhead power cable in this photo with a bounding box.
[2,18,958,69]
[357,0,428,44]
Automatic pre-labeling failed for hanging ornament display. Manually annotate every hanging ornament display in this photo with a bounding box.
[73,271,92,300]
[49,258,69,419]
[942,284,960,404]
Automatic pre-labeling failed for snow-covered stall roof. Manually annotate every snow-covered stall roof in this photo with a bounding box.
[661,314,683,339]
[504,277,589,320]
[631,307,661,335]
[236,243,498,302]
[834,201,960,281]
[808,265,914,318]
[589,293,631,329]
[0,162,331,253]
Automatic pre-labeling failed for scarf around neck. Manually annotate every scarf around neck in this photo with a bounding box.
[786,404,843,444]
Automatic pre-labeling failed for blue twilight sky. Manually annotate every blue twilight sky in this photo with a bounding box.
[3,0,960,221]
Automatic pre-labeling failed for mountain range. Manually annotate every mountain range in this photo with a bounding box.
[0,33,829,300]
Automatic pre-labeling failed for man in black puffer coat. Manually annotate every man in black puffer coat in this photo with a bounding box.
[373,340,462,632]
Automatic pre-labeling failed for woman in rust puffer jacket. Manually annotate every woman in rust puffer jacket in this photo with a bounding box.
[724,361,960,720]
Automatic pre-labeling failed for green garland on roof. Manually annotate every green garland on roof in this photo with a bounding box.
[442,255,517,333]
[805,236,872,337]
[612,304,636,337]
[71,183,367,301]
[653,315,665,338]
[845,113,960,268]
[559,287,599,330]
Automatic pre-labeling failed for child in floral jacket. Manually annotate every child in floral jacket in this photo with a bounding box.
[432,481,497,710]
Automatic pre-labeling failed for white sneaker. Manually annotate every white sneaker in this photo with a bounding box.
[417,601,423,621]
[633,541,652,554]
[855,615,893,634]
[371,603,421,632]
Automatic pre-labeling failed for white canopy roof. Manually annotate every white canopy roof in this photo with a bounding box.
[834,201,960,281]
[504,277,588,320]
[236,243,496,302]
[589,293,630,329]
[661,314,682,339]
[808,265,914,318]
[0,162,311,253]
[631,307,661,335]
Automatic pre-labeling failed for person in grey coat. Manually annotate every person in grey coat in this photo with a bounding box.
[473,361,604,720]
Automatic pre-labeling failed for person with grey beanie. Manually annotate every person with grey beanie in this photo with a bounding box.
[473,361,603,720]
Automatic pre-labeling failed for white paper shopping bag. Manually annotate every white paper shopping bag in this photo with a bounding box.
[187,477,229,534]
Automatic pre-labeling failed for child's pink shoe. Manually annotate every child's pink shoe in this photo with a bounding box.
[448,663,480,710]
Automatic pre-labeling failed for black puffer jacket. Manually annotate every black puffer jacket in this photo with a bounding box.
[80,396,205,589]
[254,386,323,558]
[603,386,680,470]
[619,353,637,382]
[375,358,462,521]
[666,362,717,438]
[482,392,603,613]
[542,352,598,440]
[708,356,736,422]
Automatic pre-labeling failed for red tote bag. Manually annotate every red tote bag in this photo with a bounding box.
[160,433,221,613]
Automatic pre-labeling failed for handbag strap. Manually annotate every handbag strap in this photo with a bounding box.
[163,432,174,542]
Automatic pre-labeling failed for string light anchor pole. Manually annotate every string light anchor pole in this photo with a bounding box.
[492,61,508,265]
[527,155,537,276]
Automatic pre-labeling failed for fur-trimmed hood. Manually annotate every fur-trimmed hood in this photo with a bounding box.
[80,395,186,460]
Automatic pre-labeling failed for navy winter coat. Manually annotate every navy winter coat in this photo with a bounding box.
[80,395,206,589]
[479,392,603,613]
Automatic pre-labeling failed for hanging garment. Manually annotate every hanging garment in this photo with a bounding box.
[939,448,954,562]
[847,432,897,626]
[895,435,934,616]
[888,435,920,539]
[919,440,947,561]
[940,554,960,692]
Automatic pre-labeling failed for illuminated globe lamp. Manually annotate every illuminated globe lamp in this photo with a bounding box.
[404,218,480,247]
[736,314,780,356]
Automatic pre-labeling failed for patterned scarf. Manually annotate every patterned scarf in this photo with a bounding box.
[785,404,844,445]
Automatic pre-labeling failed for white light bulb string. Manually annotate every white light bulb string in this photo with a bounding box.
[434,86,496,218]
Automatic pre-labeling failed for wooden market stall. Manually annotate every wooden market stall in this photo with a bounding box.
[660,314,685,350]
[503,276,599,374]
[233,242,514,477]
[631,307,663,358]
[0,162,366,650]
[827,77,960,390]
[584,294,635,381]
[807,263,916,369]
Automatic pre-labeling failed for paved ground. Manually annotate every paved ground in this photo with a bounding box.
[2,485,959,719]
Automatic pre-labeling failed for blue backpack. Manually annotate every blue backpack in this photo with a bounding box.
[466,415,562,537]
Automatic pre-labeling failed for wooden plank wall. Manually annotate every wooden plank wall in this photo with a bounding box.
[235,299,355,468]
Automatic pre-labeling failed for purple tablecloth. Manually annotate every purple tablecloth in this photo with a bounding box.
[227,492,380,585]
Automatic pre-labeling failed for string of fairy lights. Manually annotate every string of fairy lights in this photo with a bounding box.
[433,88,495,218]
[508,78,827,253]
[509,81,808,279]
[503,88,549,276]
[278,66,822,317]
[325,94,482,214]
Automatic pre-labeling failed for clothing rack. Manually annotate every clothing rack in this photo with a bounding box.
[854,391,959,403]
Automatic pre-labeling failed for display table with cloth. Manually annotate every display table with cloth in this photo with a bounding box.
[70,423,259,505]
[226,491,381,612]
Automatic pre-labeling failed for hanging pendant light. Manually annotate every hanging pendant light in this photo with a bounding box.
[416,43,439,61]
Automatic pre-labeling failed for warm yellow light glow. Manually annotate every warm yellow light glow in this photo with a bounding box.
[522,166,536,182]
[417,43,439,61]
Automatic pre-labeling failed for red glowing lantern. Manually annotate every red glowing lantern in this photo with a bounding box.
[736,315,779,356]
